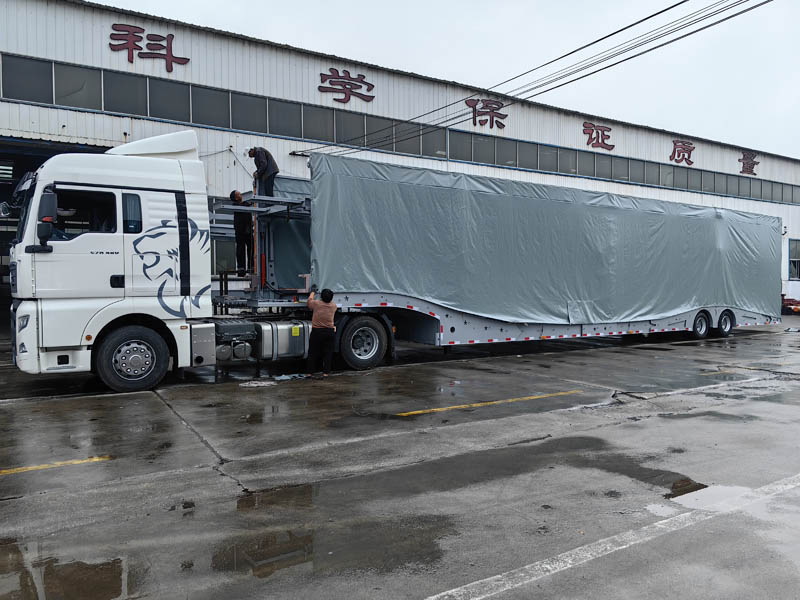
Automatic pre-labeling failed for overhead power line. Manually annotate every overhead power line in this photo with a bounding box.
[331,0,772,158]
[297,0,691,155]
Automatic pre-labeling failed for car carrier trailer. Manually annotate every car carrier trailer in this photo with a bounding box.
[6,131,781,392]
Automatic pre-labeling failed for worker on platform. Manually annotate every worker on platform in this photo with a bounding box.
[229,190,252,277]
[306,288,337,379]
[249,146,280,197]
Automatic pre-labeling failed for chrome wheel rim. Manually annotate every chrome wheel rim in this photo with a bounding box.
[351,327,379,360]
[720,314,731,333]
[695,315,708,336]
[113,340,156,380]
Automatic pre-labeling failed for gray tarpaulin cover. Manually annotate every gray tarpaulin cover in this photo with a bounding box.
[310,154,781,324]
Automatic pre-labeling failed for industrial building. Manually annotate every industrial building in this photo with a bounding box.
[2,0,799,298]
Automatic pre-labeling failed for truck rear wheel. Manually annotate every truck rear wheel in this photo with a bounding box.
[714,311,734,338]
[691,312,710,340]
[340,316,387,370]
[95,325,170,392]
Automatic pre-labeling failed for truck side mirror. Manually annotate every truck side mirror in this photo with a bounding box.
[37,222,54,245]
[38,192,57,223]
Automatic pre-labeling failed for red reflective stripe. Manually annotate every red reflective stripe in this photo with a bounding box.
[448,341,455,345]
[380,302,388,306]
[354,303,363,307]
[505,337,512,341]
[440,326,444,333]
[468,340,475,344]
[572,334,577,337]
[429,311,436,317]
[406,305,414,310]
[524,337,530,340]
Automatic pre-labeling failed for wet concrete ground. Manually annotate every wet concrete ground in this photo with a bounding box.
[2,319,800,599]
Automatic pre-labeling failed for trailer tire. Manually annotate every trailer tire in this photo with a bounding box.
[95,325,170,392]
[691,312,710,340]
[714,311,734,338]
[339,316,387,370]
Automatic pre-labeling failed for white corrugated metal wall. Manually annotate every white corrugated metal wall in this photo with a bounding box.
[1,0,799,295]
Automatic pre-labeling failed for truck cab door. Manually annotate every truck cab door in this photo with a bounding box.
[34,185,124,348]
[34,186,124,299]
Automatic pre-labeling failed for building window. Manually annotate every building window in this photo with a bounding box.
[794,186,800,204]
[727,175,739,197]
[577,151,594,177]
[473,134,495,165]
[762,181,773,202]
[53,190,116,239]
[751,179,762,199]
[335,110,365,146]
[629,159,644,183]
[1,55,52,104]
[421,127,447,159]
[231,93,267,133]
[714,172,727,195]
[595,155,612,179]
[645,163,659,186]
[791,240,800,280]
[687,169,701,191]
[192,86,230,128]
[366,116,394,150]
[122,193,142,234]
[303,105,334,142]
[495,138,516,167]
[659,164,673,187]
[448,130,471,162]
[104,71,147,116]
[673,166,688,189]
[612,157,629,181]
[394,122,420,155]
[539,146,558,172]
[558,148,577,175]
[518,142,538,170]
[268,99,301,138]
[149,78,190,122]
[701,171,714,194]
[739,177,751,198]
[54,64,101,110]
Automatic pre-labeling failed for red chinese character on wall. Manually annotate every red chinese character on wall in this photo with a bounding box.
[109,24,144,63]
[582,122,615,150]
[738,151,759,176]
[109,24,190,72]
[318,68,375,103]
[465,99,507,129]
[669,140,695,165]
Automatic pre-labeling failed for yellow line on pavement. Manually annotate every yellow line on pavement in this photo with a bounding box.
[0,456,113,476]
[395,390,583,417]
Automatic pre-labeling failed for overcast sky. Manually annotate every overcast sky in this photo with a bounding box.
[96,0,795,158]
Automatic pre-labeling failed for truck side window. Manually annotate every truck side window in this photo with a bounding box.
[122,193,142,233]
[53,189,116,240]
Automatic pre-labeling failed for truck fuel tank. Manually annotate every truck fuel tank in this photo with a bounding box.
[255,320,311,361]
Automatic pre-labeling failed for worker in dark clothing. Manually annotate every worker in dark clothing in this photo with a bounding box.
[306,288,337,379]
[249,147,279,196]
[229,190,252,277]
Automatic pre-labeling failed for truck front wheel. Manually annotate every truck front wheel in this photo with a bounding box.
[691,312,710,340]
[339,316,388,370]
[95,325,170,392]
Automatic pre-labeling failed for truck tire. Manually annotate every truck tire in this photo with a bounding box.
[339,316,387,370]
[691,312,710,340]
[95,325,170,392]
[714,311,734,338]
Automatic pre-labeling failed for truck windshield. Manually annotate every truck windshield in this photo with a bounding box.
[11,172,36,242]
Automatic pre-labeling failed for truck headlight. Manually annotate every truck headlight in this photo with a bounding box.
[18,314,29,332]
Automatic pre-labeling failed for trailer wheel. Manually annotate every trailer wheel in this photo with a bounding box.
[95,325,170,392]
[691,312,710,340]
[714,311,734,338]
[340,316,387,370]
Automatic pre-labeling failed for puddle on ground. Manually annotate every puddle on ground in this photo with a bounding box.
[658,411,759,422]
[212,514,456,579]
[670,485,753,511]
[0,538,135,600]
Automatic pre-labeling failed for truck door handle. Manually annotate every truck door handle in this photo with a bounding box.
[110,275,125,288]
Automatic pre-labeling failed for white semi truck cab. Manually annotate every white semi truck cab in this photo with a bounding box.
[8,131,395,392]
